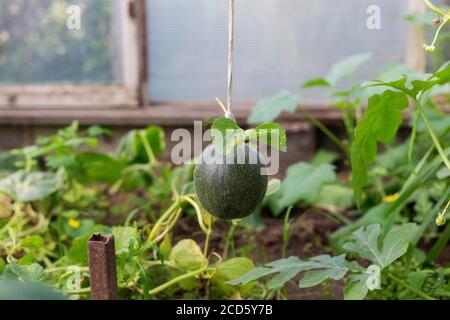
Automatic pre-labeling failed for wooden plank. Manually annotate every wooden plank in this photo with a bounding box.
[0,85,138,108]
[0,101,341,126]
[405,0,427,72]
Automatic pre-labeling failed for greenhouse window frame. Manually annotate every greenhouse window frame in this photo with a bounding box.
[0,0,430,124]
[0,0,146,110]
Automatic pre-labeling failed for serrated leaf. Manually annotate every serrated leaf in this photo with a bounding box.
[298,255,351,288]
[229,254,358,290]
[381,223,417,266]
[362,63,450,98]
[351,90,409,205]
[343,224,384,266]
[227,256,303,286]
[277,162,336,208]
[343,223,417,268]
[248,91,299,124]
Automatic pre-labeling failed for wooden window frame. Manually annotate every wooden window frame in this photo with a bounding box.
[0,0,435,125]
[0,0,143,109]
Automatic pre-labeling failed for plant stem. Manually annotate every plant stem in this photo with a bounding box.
[139,131,157,165]
[408,114,420,165]
[425,220,450,265]
[222,222,237,260]
[282,206,293,259]
[147,199,180,242]
[180,195,208,234]
[148,267,209,295]
[300,107,349,155]
[386,273,436,300]
[203,216,213,257]
[422,0,447,17]
[411,186,450,247]
[417,102,450,170]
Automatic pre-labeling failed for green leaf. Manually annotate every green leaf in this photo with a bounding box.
[169,239,205,271]
[75,152,125,184]
[351,90,409,205]
[343,223,417,268]
[213,257,255,294]
[211,117,245,154]
[311,149,339,166]
[248,91,299,124]
[20,236,44,250]
[0,170,63,202]
[0,278,66,300]
[362,63,450,98]
[316,184,353,211]
[229,255,359,290]
[381,223,417,266]
[265,179,281,197]
[112,226,140,256]
[253,123,287,151]
[5,262,45,283]
[228,256,303,287]
[116,125,166,163]
[277,162,336,209]
[344,224,384,266]
[302,78,330,88]
[298,255,353,288]
[344,274,370,300]
[326,53,372,85]
[136,125,166,160]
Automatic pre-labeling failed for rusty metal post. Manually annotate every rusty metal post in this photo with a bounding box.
[88,233,118,300]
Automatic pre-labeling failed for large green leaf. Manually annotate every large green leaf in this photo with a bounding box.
[362,62,450,98]
[276,162,336,209]
[228,255,359,290]
[248,91,299,124]
[0,279,66,300]
[75,152,125,184]
[116,125,166,163]
[351,90,409,205]
[4,262,45,283]
[0,170,63,202]
[343,223,417,268]
[213,257,255,295]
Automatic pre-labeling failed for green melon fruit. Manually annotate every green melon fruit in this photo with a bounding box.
[194,143,268,220]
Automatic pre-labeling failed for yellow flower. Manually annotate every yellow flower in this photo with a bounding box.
[68,218,81,229]
[383,193,400,203]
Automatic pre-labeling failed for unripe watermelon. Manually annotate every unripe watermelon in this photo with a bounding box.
[194,143,268,219]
